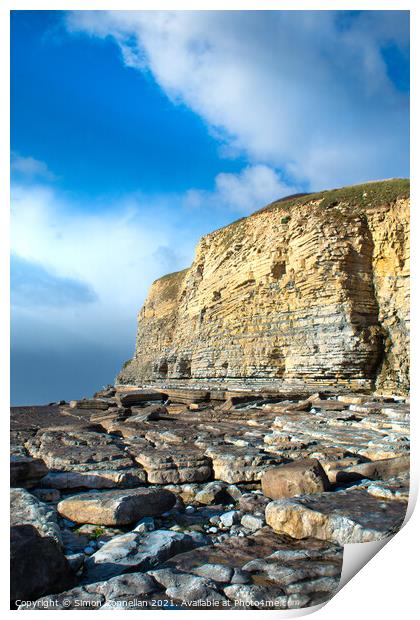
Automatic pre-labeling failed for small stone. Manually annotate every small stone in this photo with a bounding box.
[84,546,95,555]
[194,563,234,583]
[208,527,218,534]
[185,505,196,514]
[241,514,265,531]
[219,510,241,527]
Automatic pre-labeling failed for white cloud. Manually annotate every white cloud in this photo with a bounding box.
[11,152,56,180]
[186,164,297,213]
[65,10,409,190]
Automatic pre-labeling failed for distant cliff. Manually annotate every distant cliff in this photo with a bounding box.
[118,179,410,395]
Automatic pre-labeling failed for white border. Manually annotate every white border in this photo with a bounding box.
[2,2,417,618]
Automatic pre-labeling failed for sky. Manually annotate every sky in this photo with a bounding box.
[10,10,410,405]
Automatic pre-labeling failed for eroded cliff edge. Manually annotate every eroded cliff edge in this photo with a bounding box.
[118,180,410,395]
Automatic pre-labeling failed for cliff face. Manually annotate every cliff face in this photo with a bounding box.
[118,180,410,395]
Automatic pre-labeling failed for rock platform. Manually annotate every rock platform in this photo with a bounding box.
[10,386,409,609]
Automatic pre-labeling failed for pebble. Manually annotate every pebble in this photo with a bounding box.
[83,546,95,555]
[219,510,241,527]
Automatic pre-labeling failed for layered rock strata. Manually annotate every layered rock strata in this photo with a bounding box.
[118,180,410,395]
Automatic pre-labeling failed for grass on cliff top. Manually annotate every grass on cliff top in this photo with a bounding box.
[210,178,410,237]
[260,178,410,214]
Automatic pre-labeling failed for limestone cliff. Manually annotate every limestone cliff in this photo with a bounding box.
[118,180,410,395]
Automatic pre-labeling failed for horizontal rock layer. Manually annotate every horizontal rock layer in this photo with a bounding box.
[118,180,410,395]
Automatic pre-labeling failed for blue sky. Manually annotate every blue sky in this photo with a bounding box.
[11,10,409,404]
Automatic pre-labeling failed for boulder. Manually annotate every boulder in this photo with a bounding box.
[84,530,208,582]
[57,488,176,525]
[10,487,62,545]
[10,455,48,488]
[261,459,330,499]
[265,488,407,544]
[10,525,75,607]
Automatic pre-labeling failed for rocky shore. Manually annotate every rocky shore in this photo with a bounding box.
[10,385,409,610]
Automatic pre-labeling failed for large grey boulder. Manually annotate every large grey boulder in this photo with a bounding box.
[84,529,209,582]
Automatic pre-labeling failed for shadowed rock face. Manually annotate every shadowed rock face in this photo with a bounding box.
[10,525,75,607]
[117,180,409,395]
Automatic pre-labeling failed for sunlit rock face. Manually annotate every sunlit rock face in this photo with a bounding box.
[118,180,409,396]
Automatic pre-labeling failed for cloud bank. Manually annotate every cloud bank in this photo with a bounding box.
[66,10,409,190]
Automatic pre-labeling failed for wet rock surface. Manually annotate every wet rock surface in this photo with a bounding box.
[11,388,409,609]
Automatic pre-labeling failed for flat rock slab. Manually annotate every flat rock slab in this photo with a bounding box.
[266,489,407,544]
[330,455,410,484]
[117,391,167,407]
[25,430,135,472]
[165,389,210,404]
[57,488,176,525]
[69,399,112,410]
[166,527,341,573]
[135,447,212,484]
[10,487,62,545]
[262,459,330,499]
[83,529,207,582]
[40,468,146,490]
